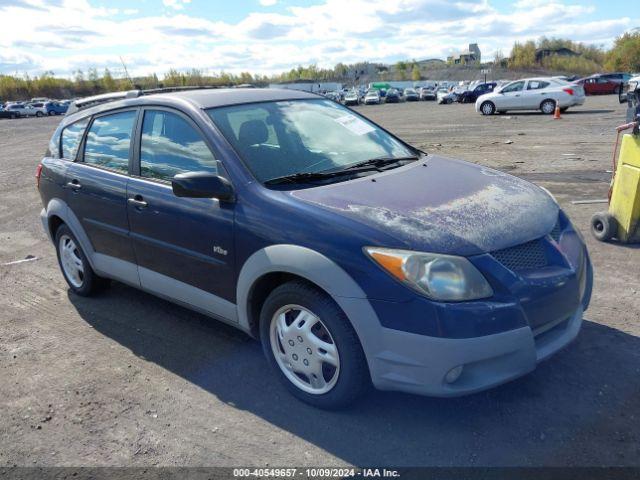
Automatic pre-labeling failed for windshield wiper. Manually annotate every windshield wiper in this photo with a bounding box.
[337,155,420,172]
[264,170,351,186]
[264,154,421,186]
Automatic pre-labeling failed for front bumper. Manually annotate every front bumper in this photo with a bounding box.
[368,306,583,397]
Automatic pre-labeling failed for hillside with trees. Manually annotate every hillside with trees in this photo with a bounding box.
[1,32,639,101]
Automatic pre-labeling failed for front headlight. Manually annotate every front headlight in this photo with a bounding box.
[364,247,494,301]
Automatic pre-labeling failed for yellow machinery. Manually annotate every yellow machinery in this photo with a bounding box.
[591,126,640,242]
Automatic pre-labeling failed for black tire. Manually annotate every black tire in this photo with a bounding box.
[259,280,369,409]
[590,211,616,242]
[36,111,44,117]
[480,101,495,115]
[54,224,110,296]
[541,99,556,114]
[11,113,17,119]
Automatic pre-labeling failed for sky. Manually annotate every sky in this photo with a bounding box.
[0,0,637,78]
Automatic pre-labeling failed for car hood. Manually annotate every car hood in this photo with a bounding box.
[291,156,558,256]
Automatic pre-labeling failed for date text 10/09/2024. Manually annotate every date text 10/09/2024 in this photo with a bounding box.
[233,468,401,478]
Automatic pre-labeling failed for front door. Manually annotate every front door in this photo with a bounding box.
[66,109,138,270]
[497,80,525,109]
[126,108,236,320]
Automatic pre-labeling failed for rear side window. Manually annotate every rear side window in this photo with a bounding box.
[60,118,89,160]
[84,110,136,174]
[527,81,550,90]
[139,110,218,181]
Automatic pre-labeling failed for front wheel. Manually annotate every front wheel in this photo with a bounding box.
[55,224,110,296]
[260,281,369,409]
[480,101,495,115]
[36,111,44,117]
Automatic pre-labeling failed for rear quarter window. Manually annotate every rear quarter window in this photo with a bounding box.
[61,118,90,160]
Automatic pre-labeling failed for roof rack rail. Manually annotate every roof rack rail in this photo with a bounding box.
[139,85,224,95]
[67,90,141,115]
[66,85,232,115]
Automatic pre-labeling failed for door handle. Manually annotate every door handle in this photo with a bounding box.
[66,180,82,190]
[128,196,148,208]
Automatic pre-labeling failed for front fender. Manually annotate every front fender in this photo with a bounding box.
[236,245,382,364]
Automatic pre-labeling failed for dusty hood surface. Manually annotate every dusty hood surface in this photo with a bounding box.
[292,156,559,256]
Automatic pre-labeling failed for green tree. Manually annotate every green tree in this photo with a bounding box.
[606,31,640,72]
[411,64,421,81]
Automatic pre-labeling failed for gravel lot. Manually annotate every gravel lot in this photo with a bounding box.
[1,96,638,467]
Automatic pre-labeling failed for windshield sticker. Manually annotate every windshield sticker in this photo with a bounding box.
[334,114,376,136]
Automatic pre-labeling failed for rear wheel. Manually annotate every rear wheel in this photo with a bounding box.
[541,99,556,114]
[36,111,44,117]
[55,224,110,296]
[260,281,369,409]
[591,212,616,242]
[480,101,495,115]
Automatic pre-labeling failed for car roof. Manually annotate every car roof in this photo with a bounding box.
[145,87,318,108]
[62,87,321,127]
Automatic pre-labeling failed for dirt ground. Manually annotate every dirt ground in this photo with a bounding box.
[0,95,638,468]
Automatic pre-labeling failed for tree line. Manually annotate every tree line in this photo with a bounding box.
[1,32,639,101]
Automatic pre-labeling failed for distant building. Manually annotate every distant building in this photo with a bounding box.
[535,47,580,63]
[447,43,481,65]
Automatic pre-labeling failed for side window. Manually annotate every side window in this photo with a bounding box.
[140,110,218,181]
[83,110,136,174]
[502,81,525,93]
[527,81,550,90]
[60,118,89,160]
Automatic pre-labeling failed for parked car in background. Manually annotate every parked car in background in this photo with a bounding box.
[458,82,497,103]
[38,87,592,409]
[437,88,458,104]
[419,88,436,101]
[404,88,419,101]
[343,90,359,106]
[45,101,69,115]
[600,72,632,86]
[0,105,16,119]
[385,88,400,103]
[476,77,585,115]
[363,90,381,105]
[577,75,623,95]
[29,102,48,117]
[4,103,37,117]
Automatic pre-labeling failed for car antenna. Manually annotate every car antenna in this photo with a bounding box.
[119,56,134,88]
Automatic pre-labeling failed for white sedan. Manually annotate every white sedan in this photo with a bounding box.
[475,78,585,115]
[363,90,381,105]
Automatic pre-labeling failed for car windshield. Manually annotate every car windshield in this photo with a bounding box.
[206,99,414,184]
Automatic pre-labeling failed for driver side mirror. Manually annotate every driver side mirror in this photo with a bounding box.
[172,172,234,202]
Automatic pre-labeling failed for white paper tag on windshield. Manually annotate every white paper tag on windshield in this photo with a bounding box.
[334,114,375,135]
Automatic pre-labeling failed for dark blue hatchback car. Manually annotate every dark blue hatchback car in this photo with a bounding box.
[38,87,593,408]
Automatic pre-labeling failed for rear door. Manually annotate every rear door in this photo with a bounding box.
[65,109,138,270]
[523,80,551,108]
[126,107,236,316]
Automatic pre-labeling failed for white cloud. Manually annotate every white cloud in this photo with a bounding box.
[163,0,191,11]
[0,0,636,78]
[259,0,277,6]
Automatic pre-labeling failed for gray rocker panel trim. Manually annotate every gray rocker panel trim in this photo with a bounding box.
[42,200,238,327]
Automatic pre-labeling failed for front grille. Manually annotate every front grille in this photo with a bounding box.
[549,220,562,242]
[492,239,548,271]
